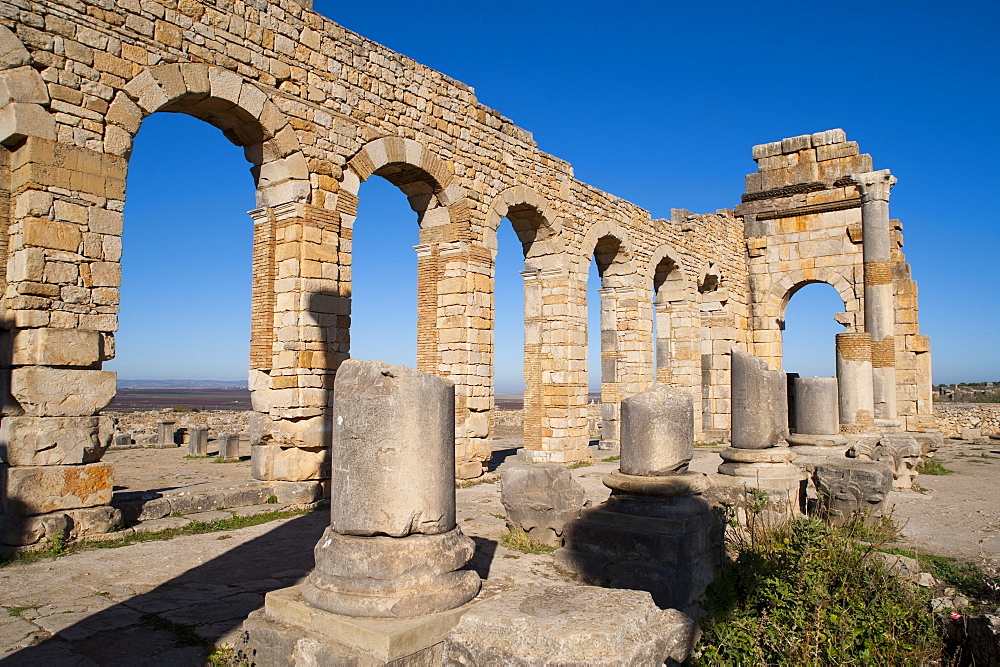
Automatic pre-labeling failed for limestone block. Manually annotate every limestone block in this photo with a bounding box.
[10,368,116,416]
[0,66,49,106]
[0,102,55,146]
[1,462,113,515]
[329,360,456,538]
[64,504,121,538]
[500,464,584,547]
[251,444,329,481]
[267,480,323,505]
[0,25,31,69]
[0,415,114,465]
[620,385,693,476]
[813,459,892,526]
[0,510,68,546]
[443,585,696,665]
[22,217,81,252]
[10,328,105,366]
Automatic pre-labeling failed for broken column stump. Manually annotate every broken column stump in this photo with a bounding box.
[813,459,893,525]
[787,376,850,471]
[239,360,480,665]
[555,385,721,613]
[714,349,803,522]
[500,464,585,547]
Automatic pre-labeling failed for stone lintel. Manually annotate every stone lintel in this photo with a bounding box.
[263,585,475,662]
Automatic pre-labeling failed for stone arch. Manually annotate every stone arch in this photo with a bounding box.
[576,220,636,288]
[767,268,858,330]
[341,136,467,229]
[0,25,55,146]
[647,244,691,301]
[109,64,309,207]
[484,185,562,263]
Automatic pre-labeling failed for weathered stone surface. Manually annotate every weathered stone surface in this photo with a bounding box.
[850,434,922,490]
[302,526,480,618]
[329,360,456,538]
[0,102,56,145]
[267,480,322,505]
[156,419,176,447]
[813,459,892,525]
[162,480,273,516]
[9,328,105,367]
[620,385,693,476]
[10,368,116,416]
[730,349,787,449]
[1,462,113,515]
[500,464,584,547]
[0,415,114,465]
[187,426,208,456]
[792,376,839,435]
[0,509,68,545]
[218,432,240,459]
[556,493,720,612]
[64,504,121,538]
[251,444,328,481]
[443,585,696,665]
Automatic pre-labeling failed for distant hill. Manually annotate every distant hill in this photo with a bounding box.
[117,379,248,389]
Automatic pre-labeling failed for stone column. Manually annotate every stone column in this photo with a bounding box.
[836,332,875,433]
[556,385,719,612]
[849,170,898,422]
[596,286,650,451]
[716,349,801,519]
[187,426,208,457]
[786,376,849,465]
[302,360,480,617]
[156,419,177,447]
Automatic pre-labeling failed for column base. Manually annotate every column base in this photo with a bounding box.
[302,526,481,618]
[239,585,475,665]
[786,434,851,473]
[713,446,803,521]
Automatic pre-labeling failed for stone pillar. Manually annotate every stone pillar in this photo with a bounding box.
[156,419,177,447]
[556,385,719,612]
[786,376,849,466]
[218,433,240,460]
[596,286,651,451]
[519,269,590,464]
[0,137,126,547]
[716,349,801,520]
[850,170,898,422]
[301,359,480,617]
[836,332,875,433]
[187,426,208,457]
[248,203,341,492]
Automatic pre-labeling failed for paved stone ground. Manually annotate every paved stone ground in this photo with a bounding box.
[104,447,253,496]
[1,438,997,664]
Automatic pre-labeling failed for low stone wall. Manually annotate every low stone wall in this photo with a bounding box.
[105,410,251,447]
[933,404,1000,437]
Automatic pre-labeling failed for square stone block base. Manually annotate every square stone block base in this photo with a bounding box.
[238,585,475,665]
[555,495,721,613]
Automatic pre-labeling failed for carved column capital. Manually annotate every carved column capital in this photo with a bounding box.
[849,169,897,203]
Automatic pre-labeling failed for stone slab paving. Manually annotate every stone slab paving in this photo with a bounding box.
[2,441,998,663]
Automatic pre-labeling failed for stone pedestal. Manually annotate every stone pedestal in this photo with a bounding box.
[718,350,802,520]
[156,419,177,447]
[556,385,720,612]
[187,426,208,457]
[836,333,875,433]
[218,433,240,460]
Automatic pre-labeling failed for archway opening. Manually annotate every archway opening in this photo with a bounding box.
[349,175,419,367]
[652,254,683,382]
[586,234,627,448]
[781,282,847,377]
[103,111,257,500]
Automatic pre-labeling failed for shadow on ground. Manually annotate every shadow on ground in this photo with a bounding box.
[2,511,329,666]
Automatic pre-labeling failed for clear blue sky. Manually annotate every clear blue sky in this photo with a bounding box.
[107,0,1000,388]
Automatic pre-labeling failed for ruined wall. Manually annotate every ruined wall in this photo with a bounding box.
[0,0,935,546]
[933,404,1000,438]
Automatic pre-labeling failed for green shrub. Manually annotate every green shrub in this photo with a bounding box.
[693,514,941,665]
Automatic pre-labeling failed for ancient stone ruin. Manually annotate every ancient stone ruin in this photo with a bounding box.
[0,0,936,551]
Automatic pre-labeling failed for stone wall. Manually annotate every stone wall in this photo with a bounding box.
[106,409,250,447]
[0,0,936,545]
[933,404,1000,438]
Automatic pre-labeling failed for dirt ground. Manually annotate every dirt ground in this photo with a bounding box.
[2,435,998,663]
